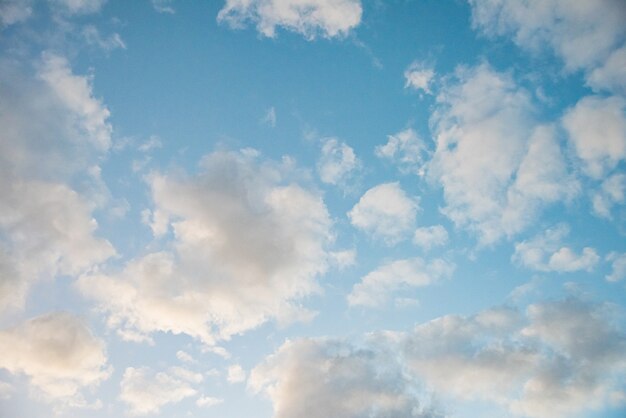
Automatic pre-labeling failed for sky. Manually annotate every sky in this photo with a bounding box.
[0,0,626,417]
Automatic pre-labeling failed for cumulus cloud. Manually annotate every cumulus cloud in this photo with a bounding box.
[562,95,626,180]
[413,225,448,250]
[375,128,429,175]
[249,338,440,418]
[401,298,626,418]
[0,0,32,25]
[120,366,201,416]
[196,396,223,408]
[227,364,246,384]
[348,257,454,308]
[78,149,333,345]
[0,312,110,406]
[428,64,578,244]
[404,62,435,95]
[606,252,626,282]
[592,174,626,219]
[0,54,115,314]
[217,0,362,39]
[348,182,418,244]
[317,137,360,188]
[253,298,626,418]
[512,224,600,273]
[468,0,626,94]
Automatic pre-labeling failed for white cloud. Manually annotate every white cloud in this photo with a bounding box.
[348,182,418,245]
[0,54,115,314]
[82,25,126,51]
[592,174,626,219]
[196,396,223,408]
[512,224,599,273]
[428,64,577,244]
[375,128,428,175]
[49,0,107,15]
[562,95,626,180]
[328,249,356,269]
[606,252,626,282]
[401,298,626,418]
[249,338,439,418]
[468,0,626,94]
[413,225,448,250]
[0,312,110,406]
[404,61,435,94]
[78,150,333,345]
[348,257,454,308]
[317,138,360,188]
[151,0,175,14]
[0,0,32,25]
[176,350,195,364]
[227,364,246,384]
[120,366,199,416]
[217,0,362,39]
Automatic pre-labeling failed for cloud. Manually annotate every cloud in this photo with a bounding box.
[0,54,115,314]
[120,366,201,416]
[217,0,362,39]
[262,106,277,127]
[468,0,626,94]
[249,338,441,418]
[347,257,454,308]
[317,138,360,188]
[253,297,626,418]
[606,252,626,282]
[227,364,246,384]
[375,128,429,175]
[151,0,175,14]
[562,95,626,180]
[401,298,626,418]
[413,225,448,250]
[428,64,578,244]
[196,396,223,408]
[348,182,418,244]
[49,0,107,15]
[0,0,32,25]
[512,224,599,273]
[0,312,110,406]
[592,174,626,219]
[404,62,435,95]
[78,149,333,345]
[82,25,126,51]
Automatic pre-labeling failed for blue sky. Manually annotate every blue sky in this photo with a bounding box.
[1,1,626,417]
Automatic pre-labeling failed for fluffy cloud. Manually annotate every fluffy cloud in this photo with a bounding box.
[375,128,429,175]
[413,225,448,250]
[606,252,626,282]
[249,338,440,418]
[348,257,454,308]
[120,366,202,415]
[0,312,110,406]
[348,182,418,244]
[217,0,362,39]
[592,174,626,219]
[512,224,599,273]
[401,298,626,418]
[428,64,577,244]
[468,0,626,94]
[78,149,333,345]
[317,138,360,188]
[404,62,435,95]
[227,364,246,384]
[0,54,115,314]
[562,95,626,180]
[0,0,32,25]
